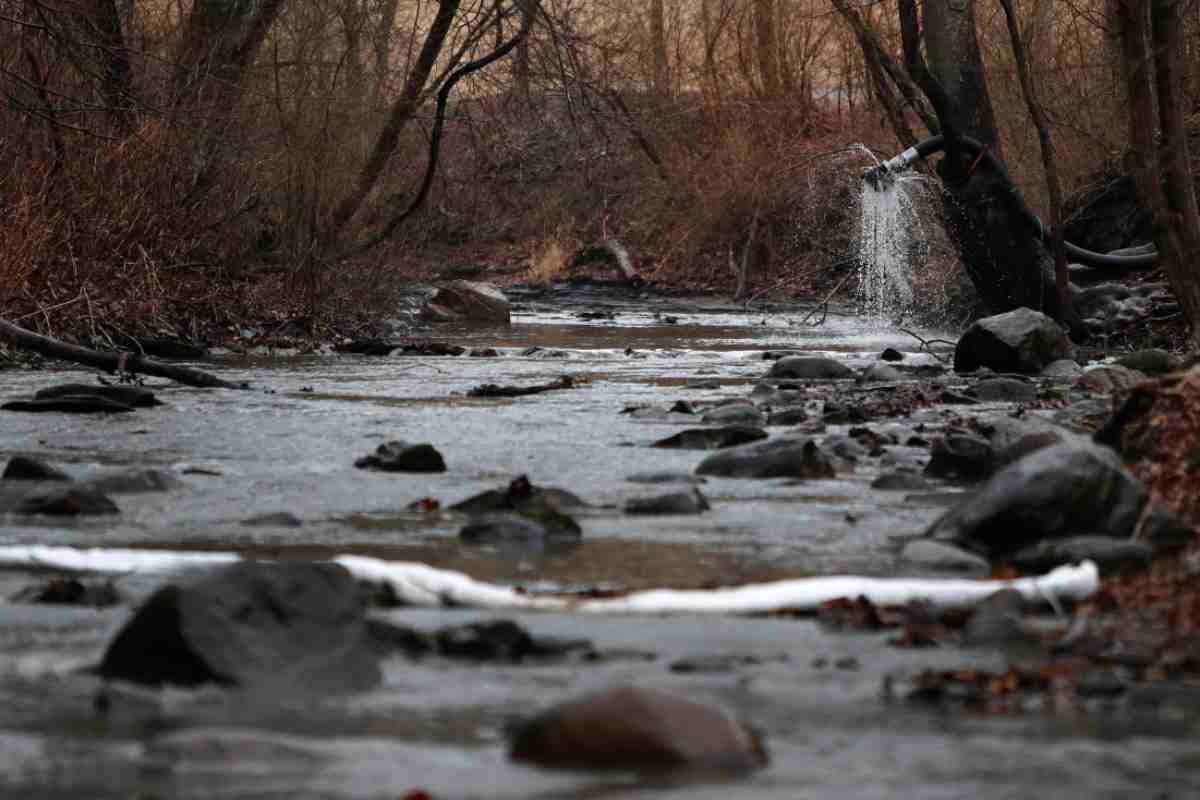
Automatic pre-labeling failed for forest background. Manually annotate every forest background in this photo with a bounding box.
[1,0,1196,342]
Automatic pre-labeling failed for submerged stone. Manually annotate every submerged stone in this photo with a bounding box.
[652,426,767,450]
[767,356,855,381]
[696,438,835,479]
[508,686,768,772]
[355,441,447,473]
[624,489,710,515]
[34,383,162,407]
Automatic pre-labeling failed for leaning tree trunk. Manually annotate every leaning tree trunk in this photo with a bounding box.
[897,0,1063,321]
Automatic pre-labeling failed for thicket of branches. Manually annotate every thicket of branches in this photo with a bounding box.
[1,0,1196,338]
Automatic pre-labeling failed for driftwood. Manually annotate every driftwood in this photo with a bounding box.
[467,375,575,398]
[569,239,640,283]
[0,318,242,389]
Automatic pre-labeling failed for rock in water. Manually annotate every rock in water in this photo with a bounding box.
[926,437,1147,558]
[14,486,119,515]
[953,308,1073,374]
[508,686,768,771]
[2,456,71,481]
[99,562,381,691]
[421,280,511,325]
[766,356,855,381]
[652,426,767,450]
[625,489,710,515]
[355,441,447,473]
[923,434,996,483]
[696,438,835,479]
[34,383,162,407]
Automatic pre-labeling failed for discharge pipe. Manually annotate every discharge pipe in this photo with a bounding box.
[862,134,1158,270]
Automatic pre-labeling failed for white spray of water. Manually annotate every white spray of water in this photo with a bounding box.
[856,173,922,324]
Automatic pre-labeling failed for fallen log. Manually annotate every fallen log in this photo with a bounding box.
[467,375,575,398]
[0,318,242,389]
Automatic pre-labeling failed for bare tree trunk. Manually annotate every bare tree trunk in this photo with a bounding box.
[330,0,462,233]
[650,0,668,96]
[921,0,1001,162]
[372,0,401,109]
[754,0,779,96]
[1150,0,1200,346]
[998,0,1080,332]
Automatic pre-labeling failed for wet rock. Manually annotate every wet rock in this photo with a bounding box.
[669,654,771,673]
[685,378,720,390]
[881,348,904,362]
[1076,364,1147,394]
[421,280,511,325]
[962,589,1032,647]
[84,469,183,494]
[695,438,836,479]
[923,435,996,483]
[626,472,707,485]
[766,356,855,381]
[953,308,1073,374]
[242,511,304,528]
[469,347,500,358]
[2,396,135,414]
[9,575,121,607]
[625,488,710,515]
[11,486,119,515]
[520,345,570,359]
[821,401,869,424]
[459,511,582,543]
[899,540,989,573]
[872,470,932,491]
[765,407,808,426]
[700,403,765,426]
[926,438,1147,558]
[334,338,398,356]
[653,426,767,450]
[98,561,382,691]
[508,686,768,772]
[1115,349,1177,376]
[968,377,1037,403]
[355,441,447,473]
[450,475,587,514]
[34,383,163,408]
[2,455,71,481]
[1041,359,1083,380]
[859,363,905,382]
[993,430,1066,468]
[433,620,591,662]
[1009,536,1152,574]
[761,350,804,360]
[824,434,868,464]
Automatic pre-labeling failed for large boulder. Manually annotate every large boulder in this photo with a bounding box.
[421,280,511,325]
[926,437,1147,558]
[953,308,1073,374]
[696,438,835,479]
[98,562,381,692]
[508,686,768,772]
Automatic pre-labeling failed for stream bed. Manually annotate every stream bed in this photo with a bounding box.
[1,287,1197,798]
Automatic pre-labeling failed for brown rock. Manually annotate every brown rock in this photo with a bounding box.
[509,686,767,772]
[421,281,510,325]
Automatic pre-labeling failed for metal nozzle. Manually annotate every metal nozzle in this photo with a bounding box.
[862,164,894,192]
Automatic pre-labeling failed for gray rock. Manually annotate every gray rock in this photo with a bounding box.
[859,363,906,383]
[923,434,996,483]
[1009,536,1152,574]
[765,407,809,426]
[2,456,71,481]
[653,426,767,450]
[460,511,580,543]
[927,438,1147,557]
[98,561,381,691]
[355,441,447,473]
[767,356,855,381]
[993,430,1066,468]
[421,280,510,325]
[1076,365,1147,393]
[1041,359,1083,379]
[626,472,707,485]
[881,348,904,361]
[968,377,1037,403]
[450,476,587,514]
[685,378,721,390]
[84,469,183,494]
[625,489,710,515]
[899,540,989,573]
[696,438,835,479]
[34,383,162,408]
[953,308,1073,374]
[9,486,119,515]
[508,686,769,771]
[700,404,765,426]
[963,589,1035,648]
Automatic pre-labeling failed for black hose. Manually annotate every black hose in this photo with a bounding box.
[880,134,1157,270]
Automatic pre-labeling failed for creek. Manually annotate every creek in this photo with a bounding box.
[0,285,1196,799]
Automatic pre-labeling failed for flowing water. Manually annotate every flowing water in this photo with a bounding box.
[857,176,924,324]
[0,289,1197,798]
